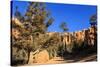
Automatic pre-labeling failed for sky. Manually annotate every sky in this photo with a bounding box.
[11,1,97,32]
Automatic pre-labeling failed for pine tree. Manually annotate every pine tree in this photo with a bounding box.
[60,22,68,32]
[12,2,54,65]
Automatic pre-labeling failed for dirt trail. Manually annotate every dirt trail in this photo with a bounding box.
[28,53,97,65]
[77,54,97,62]
[46,53,97,64]
[47,54,97,64]
[46,57,66,64]
[23,52,97,66]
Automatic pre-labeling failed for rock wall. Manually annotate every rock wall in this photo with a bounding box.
[62,26,97,47]
[28,50,49,64]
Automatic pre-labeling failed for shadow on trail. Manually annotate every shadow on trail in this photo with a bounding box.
[59,45,97,63]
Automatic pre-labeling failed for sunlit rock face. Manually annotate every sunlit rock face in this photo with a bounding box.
[62,33,71,45]
[74,31,85,43]
[12,28,20,39]
[60,26,97,53]
[35,50,49,63]
[87,26,97,46]
[28,50,49,64]
[11,18,23,39]
[62,26,96,46]
[12,18,24,28]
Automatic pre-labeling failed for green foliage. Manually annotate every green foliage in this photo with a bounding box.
[45,33,61,59]
[46,17,54,27]
[60,22,68,32]
[24,2,53,33]
[90,14,97,23]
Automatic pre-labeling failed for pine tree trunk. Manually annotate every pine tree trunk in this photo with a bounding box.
[27,50,30,64]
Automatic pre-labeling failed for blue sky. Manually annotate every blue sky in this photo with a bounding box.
[11,1,97,32]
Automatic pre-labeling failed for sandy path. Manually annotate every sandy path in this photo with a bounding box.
[22,53,97,66]
[45,53,96,64]
[30,54,96,65]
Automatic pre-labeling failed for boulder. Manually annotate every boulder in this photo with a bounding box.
[35,50,49,63]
